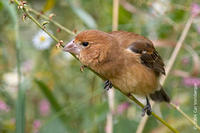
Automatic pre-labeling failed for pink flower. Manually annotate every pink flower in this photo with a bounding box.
[33,120,41,133]
[116,102,130,115]
[183,77,200,87]
[0,100,10,112]
[39,99,50,116]
[191,3,200,17]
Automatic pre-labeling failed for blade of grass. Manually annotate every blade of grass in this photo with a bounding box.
[3,1,26,133]
[15,8,26,133]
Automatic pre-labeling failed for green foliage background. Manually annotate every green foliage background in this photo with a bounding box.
[0,0,200,133]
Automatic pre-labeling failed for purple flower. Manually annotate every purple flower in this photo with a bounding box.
[116,102,130,115]
[191,3,200,17]
[0,100,10,112]
[39,99,50,116]
[183,77,200,87]
[33,120,41,133]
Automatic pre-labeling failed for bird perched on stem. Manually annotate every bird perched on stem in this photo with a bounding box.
[63,30,170,116]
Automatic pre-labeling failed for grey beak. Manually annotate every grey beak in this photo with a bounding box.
[63,40,80,55]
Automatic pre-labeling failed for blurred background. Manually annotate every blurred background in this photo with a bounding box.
[0,0,200,133]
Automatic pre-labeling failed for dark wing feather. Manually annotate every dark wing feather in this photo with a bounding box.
[128,40,165,75]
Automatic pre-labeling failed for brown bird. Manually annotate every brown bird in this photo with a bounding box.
[63,30,170,116]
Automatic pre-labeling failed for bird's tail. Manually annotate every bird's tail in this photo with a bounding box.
[149,87,170,102]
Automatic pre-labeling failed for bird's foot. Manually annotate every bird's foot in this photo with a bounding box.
[104,80,112,91]
[142,104,152,116]
[80,65,86,72]
[141,97,152,116]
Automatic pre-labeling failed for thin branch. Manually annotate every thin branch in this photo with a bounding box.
[160,16,194,84]
[136,16,200,133]
[14,0,67,48]
[170,103,200,131]
[13,0,178,132]
[112,0,119,31]
[23,8,61,43]
[126,94,178,133]
[27,7,75,36]
[14,0,74,36]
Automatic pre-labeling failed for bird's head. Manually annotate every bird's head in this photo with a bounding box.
[64,30,119,67]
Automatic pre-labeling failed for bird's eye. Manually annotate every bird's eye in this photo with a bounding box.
[82,42,89,47]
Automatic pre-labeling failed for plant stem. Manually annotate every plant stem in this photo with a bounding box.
[112,0,119,31]
[106,0,119,133]
[14,0,75,36]
[23,7,65,47]
[160,16,194,84]
[23,9,60,42]
[124,94,179,133]
[28,7,75,36]
[5,1,26,133]
[15,18,26,133]
[170,103,200,131]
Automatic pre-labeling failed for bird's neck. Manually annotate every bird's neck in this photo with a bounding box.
[93,47,126,79]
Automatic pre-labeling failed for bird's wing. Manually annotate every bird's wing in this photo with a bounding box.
[110,31,165,75]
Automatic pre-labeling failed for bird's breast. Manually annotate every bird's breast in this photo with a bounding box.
[90,48,159,96]
[109,63,159,96]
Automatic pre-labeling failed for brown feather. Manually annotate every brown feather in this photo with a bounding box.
[110,31,165,75]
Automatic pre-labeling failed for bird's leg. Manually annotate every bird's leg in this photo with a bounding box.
[80,65,87,72]
[142,97,152,116]
[104,80,112,91]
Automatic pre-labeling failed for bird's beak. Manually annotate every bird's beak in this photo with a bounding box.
[63,39,80,55]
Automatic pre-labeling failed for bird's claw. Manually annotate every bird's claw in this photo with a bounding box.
[142,97,152,116]
[80,65,86,72]
[142,104,152,116]
[104,80,112,91]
